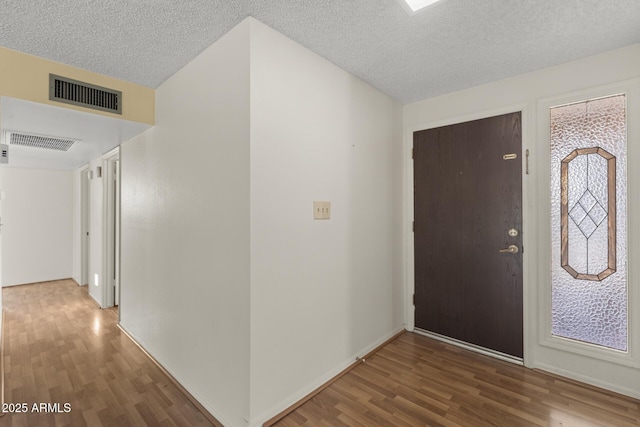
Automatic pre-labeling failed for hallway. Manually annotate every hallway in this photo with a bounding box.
[1,280,217,426]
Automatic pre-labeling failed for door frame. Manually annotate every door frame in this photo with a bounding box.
[114,158,120,308]
[404,103,536,367]
[80,165,90,286]
[532,80,640,397]
[102,148,120,310]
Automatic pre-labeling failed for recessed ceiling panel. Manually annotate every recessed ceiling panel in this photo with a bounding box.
[1,97,151,170]
[5,130,79,151]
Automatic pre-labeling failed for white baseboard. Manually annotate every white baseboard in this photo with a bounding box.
[250,326,406,427]
[117,323,231,426]
[534,362,640,400]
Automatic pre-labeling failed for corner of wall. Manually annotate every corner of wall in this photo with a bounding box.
[119,18,251,427]
[247,17,404,421]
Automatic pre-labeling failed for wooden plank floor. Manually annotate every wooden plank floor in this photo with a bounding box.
[3,280,640,426]
[274,333,640,427]
[1,279,216,427]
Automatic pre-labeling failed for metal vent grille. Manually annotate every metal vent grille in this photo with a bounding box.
[49,74,122,114]
[5,131,79,151]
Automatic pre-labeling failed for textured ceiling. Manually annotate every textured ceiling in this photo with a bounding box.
[2,1,640,103]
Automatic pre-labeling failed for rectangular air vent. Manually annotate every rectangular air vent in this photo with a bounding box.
[4,130,80,151]
[49,74,122,114]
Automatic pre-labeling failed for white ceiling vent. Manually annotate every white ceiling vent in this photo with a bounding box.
[4,130,80,152]
[49,74,122,115]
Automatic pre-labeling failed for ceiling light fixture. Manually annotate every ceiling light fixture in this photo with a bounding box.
[398,0,443,14]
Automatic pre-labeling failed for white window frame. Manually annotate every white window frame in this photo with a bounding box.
[537,79,640,368]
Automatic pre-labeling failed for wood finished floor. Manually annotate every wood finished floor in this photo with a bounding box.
[1,280,216,427]
[2,280,639,427]
[274,333,640,427]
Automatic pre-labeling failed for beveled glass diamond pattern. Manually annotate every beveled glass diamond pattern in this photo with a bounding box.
[577,215,598,238]
[588,202,607,226]
[569,189,607,238]
[569,204,588,224]
[578,190,597,211]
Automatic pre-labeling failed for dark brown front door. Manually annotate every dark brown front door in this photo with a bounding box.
[413,112,523,358]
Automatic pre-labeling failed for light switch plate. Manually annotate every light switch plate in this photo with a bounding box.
[313,201,331,220]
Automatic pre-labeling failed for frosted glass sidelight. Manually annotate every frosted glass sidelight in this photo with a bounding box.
[550,94,627,351]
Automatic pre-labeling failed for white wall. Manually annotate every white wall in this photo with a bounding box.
[0,167,73,286]
[118,17,403,426]
[72,165,91,286]
[0,109,3,331]
[404,45,640,126]
[404,43,640,399]
[248,19,403,423]
[119,20,251,427]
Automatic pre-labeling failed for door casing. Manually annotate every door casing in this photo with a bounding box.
[404,103,535,367]
[102,149,120,310]
[534,81,640,387]
[80,166,90,286]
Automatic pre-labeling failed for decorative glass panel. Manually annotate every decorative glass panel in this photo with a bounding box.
[550,94,627,351]
[561,147,616,281]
